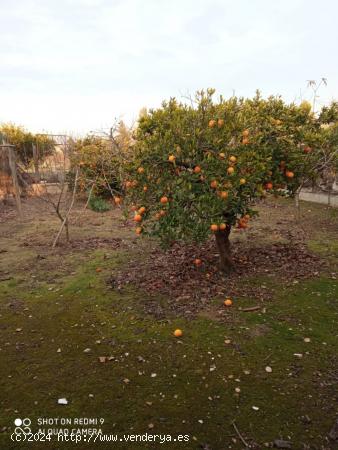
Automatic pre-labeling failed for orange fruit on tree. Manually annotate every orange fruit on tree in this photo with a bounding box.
[210,224,219,232]
[239,178,246,185]
[143,185,148,192]
[137,167,145,174]
[227,167,235,175]
[242,137,249,145]
[265,182,273,190]
[303,145,312,154]
[217,119,224,127]
[242,129,249,137]
[135,227,142,235]
[96,267,102,273]
[224,298,233,307]
[229,155,237,163]
[134,214,142,223]
[210,180,218,189]
[138,206,146,215]
[208,119,216,128]
[219,152,226,159]
[220,191,228,199]
[114,196,122,205]
[194,258,202,266]
[286,170,294,178]
[168,155,175,162]
[173,329,183,337]
[125,181,132,188]
[160,196,168,204]
[159,209,166,217]
[194,166,202,174]
[219,223,227,231]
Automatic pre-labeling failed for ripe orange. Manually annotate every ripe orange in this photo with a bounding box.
[173,329,183,337]
[168,155,175,162]
[286,170,294,178]
[114,196,122,205]
[96,267,102,273]
[238,219,248,229]
[194,166,202,174]
[210,224,219,232]
[229,155,237,163]
[220,191,228,199]
[219,223,227,231]
[160,196,168,204]
[194,258,202,266]
[227,167,235,175]
[138,206,146,215]
[210,180,218,189]
[242,137,249,145]
[239,178,246,185]
[265,182,273,190]
[135,227,142,235]
[125,181,132,188]
[242,129,250,137]
[219,152,226,159]
[143,185,148,192]
[134,214,142,223]
[137,167,145,174]
[303,146,312,154]
[208,119,216,128]
[224,298,233,306]
[217,119,224,127]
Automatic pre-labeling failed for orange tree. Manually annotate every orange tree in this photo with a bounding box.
[124,90,320,272]
[71,123,134,205]
[71,135,123,202]
[292,100,338,203]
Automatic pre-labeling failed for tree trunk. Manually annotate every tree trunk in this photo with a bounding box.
[215,227,234,273]
[32,144,40,182]
[294,191,301,220]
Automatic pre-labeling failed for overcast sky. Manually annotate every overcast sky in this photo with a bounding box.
[1,0,337,136]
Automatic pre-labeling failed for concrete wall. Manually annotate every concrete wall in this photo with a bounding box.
[299,190,338,207]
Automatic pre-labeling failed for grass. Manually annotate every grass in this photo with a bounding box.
[0,198,337,449]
